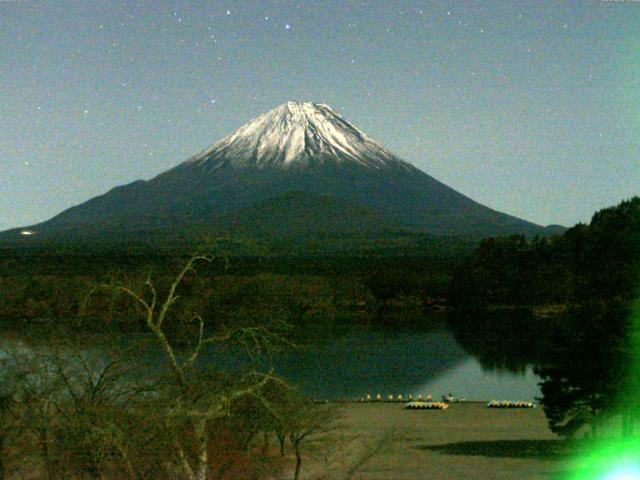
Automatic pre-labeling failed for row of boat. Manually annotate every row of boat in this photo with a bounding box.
[356,394,536,409]
[359,394,436,402]
[405,401,450,410]
[486,400,535,408]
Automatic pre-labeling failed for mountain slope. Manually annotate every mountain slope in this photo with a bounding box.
[2,101,546,243]
[218,191,397,237]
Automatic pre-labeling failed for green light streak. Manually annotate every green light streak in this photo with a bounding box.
[563,300,640,479]
[565,437,640,480]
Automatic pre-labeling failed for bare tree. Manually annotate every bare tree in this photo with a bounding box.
[102,249,287,480]
[9,351,60,480]
[258,386,340,480]
[288,403,340,480]
[0,361,20,480]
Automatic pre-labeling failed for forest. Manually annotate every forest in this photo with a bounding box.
[0,197,638,478]
[0,235,476,334]
[449,197,640,438]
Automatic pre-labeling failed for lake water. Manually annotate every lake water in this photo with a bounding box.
[201,327,541,402]
[1,326,541,402]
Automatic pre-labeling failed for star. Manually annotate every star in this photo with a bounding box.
[285,24,291,30]
[226,10,231,15]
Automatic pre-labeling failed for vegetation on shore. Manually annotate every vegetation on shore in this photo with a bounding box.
[0,238,470,335]
[449,197,640,439]
[0,251,343,480]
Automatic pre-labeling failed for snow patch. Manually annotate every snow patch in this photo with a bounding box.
[181,101,416,172]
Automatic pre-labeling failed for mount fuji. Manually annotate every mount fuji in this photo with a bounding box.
[3,101,551,245]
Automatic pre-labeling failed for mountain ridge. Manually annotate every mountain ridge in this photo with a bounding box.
[1,101,554,244]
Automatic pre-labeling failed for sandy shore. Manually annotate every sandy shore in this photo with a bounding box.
[300,402,569,480]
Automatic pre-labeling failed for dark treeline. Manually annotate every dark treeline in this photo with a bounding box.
[449,197,640,438]
[0,235,476,335]
[450,197,640,308]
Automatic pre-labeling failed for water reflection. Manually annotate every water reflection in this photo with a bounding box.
[263,328,469,399]
[419,358,540,402]
[447,308,543,374]
[0,320,542,402]
[208,326,541,401]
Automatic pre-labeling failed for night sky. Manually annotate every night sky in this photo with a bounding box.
[2,0,639,231]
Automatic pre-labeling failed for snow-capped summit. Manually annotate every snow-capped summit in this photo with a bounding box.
[182,101,412,171]
[2,100,546,243]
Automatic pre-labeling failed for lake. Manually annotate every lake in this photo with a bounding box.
[200,325,541,402]
[0,324,541,402]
